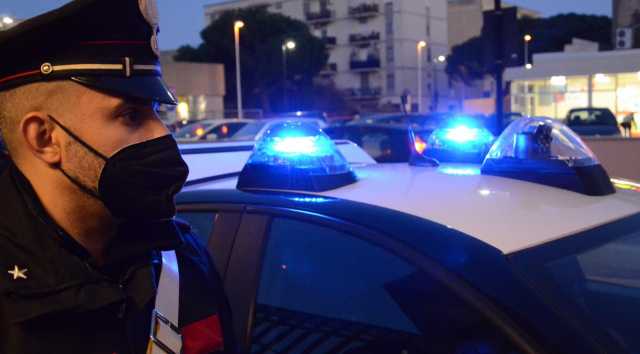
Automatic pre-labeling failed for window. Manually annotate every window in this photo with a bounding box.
[176,211,216,245]
[251,218,525,353]
[384,2,393,36]
[204,122,248,141]
[360,72,370,89]
[514,215,640,352]
[386,71,395,94]
[385,43,394,64]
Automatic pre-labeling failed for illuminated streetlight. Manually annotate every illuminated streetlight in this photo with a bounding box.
[282,39,297,111]
[417,41,427,113]
[437,55,446,63]
[524,34,533,69]
[234,21,245,118]
[284,40,296,50]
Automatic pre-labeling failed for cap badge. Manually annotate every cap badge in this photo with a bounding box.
[138,0,160,57]
[8,265,28,280]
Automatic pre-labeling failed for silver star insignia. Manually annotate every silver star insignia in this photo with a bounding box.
[8,265,27,280]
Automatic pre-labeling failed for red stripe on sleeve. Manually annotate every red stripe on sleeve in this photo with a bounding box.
[182,315,224,354]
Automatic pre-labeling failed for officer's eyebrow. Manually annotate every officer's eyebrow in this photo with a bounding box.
[109,99,155,117]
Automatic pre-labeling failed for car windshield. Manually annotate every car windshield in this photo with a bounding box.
[511,213,640,352]
[174,121,219,139]
[567,109,618,126]
[199,122,248,141]
[226,121,268,141]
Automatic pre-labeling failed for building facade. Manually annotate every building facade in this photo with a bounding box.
[204,0,449,112]
[613,0,640,49]
[506,48,640,131]
[160,51,226,122]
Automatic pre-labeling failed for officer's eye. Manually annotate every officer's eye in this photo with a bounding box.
[120,109,144,126]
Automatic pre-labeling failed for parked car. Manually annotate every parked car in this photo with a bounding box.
[174,119,249,142]
[218,118,327,142]
[176,119,640,354]
[565,108,621,137]
[325,123,417,162]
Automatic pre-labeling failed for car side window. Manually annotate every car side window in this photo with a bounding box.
[176,211,216,245]
[250,217,524,354]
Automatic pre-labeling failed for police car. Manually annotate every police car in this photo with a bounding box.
[176,117,640,354]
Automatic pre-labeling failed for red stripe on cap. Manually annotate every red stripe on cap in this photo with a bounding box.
[81,40,147,45]
[182,315,224,354]
[0,70,41,85]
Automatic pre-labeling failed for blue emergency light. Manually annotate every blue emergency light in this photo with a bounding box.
[410,116,495,165]
[481,117,615,196]
[237,122,357,192]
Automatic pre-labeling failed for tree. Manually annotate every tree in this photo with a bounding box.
[175,7,329,114]
[446,13,613,84]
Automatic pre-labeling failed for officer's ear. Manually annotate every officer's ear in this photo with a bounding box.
[19,112,61,166]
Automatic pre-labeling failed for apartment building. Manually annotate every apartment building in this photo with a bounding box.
[205,0,449,112]
[613,0,640,49]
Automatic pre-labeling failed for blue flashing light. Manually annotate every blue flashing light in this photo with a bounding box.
[435,125,495,150]
[444,125,480,144]
[237,121,357,192]
[269,136,333,156]
[411,116,495,164]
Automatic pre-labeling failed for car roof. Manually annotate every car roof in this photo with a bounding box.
[184,162,640,255]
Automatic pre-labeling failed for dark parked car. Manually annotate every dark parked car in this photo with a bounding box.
[324,123,419,162]
[565,108,621,137]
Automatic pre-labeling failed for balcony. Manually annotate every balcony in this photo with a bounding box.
[321,36,337,47]
[349,31,380,46]
[305,9,334,25]
[345,87,383,100]
[350,57,381,71]
[319,63,338,75]
[348,3,380,20]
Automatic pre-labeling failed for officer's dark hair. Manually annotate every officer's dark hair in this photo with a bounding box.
[0,82,70,156]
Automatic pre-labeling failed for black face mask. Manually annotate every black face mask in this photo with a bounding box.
[49,115,189,221]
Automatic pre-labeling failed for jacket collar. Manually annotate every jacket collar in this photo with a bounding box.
[0,163,182,322]
[3,163,183,267]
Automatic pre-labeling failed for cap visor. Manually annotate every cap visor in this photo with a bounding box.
[71,75,177,105]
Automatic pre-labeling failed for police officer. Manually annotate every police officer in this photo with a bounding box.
[0,1,234,353]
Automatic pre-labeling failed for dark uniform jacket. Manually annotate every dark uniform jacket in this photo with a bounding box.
[0,164,235,354]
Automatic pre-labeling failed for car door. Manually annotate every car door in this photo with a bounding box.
[224,206,538,354]
[176,203,244,281]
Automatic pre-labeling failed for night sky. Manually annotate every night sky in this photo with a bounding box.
[1,0,612,50]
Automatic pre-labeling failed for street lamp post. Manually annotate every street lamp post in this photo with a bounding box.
[417,41,427,113]
[282,40,296,112]
[432,55,446,112]
[234,21,245,119]
[524,34,533,69]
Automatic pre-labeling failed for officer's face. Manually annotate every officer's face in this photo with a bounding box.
[58,85,169,195]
